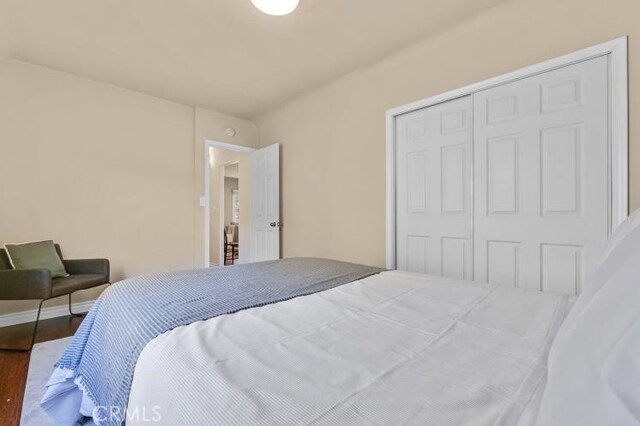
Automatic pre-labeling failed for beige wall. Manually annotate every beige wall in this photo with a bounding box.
[0,59,257,315]
[255,0,640,268]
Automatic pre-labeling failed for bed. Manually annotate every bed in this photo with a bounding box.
[128,271,569,426]
[40,212,640,426]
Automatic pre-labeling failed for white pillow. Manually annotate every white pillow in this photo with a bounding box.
[535,225,640,426]
[562,209,640,325]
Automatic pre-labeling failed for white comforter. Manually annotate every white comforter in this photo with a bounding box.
[128,271,570,425]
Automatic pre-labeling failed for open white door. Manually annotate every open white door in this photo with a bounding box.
[250,143,280,262]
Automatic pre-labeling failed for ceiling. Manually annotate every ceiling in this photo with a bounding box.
[0,0,508,118]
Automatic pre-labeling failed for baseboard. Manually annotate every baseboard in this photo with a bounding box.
[0,300,95,328]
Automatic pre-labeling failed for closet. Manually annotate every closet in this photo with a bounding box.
[394,54,615,295]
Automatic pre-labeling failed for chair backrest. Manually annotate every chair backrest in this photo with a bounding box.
[0,243,64,270]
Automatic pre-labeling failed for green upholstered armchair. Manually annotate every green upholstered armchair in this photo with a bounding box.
[0,244,110,351]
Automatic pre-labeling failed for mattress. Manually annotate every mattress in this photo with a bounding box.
[127,270,570,425]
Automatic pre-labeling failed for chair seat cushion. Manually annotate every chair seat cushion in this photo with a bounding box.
[52,274,108,297]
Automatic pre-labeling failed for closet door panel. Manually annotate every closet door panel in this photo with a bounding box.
[396,96,472,279]
[473,56,609,294]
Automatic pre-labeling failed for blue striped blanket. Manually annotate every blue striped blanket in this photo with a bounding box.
[41,258,383,425]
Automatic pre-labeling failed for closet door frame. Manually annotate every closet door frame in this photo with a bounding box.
[386,36,628,270]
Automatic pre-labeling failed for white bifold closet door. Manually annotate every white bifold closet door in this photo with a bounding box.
[396,96,473,279]
[396,55,609,294]
[474,56,608,294]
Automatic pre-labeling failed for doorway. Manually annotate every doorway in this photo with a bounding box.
[203,140,281,267]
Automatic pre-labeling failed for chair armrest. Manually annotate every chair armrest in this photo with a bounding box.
[0,269,52,300]
[63,259,110,281]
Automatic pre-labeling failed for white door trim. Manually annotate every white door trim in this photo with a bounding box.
[204,139,255,267]
[386,36,629,269]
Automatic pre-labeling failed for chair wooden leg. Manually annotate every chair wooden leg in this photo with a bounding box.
[0,299,45,352]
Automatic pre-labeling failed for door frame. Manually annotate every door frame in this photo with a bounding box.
[204,139,255,267]
[385,36,628,269]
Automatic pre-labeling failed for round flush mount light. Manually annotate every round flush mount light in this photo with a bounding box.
[251,0,299,16]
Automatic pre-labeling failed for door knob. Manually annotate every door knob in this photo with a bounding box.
[270,222,277,227]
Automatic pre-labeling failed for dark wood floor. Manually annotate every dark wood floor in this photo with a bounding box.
[0,315,83,426]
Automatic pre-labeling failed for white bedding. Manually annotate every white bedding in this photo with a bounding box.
[128,270,570,425]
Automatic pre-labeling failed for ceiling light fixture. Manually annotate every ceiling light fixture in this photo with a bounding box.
[251,0,299,16]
